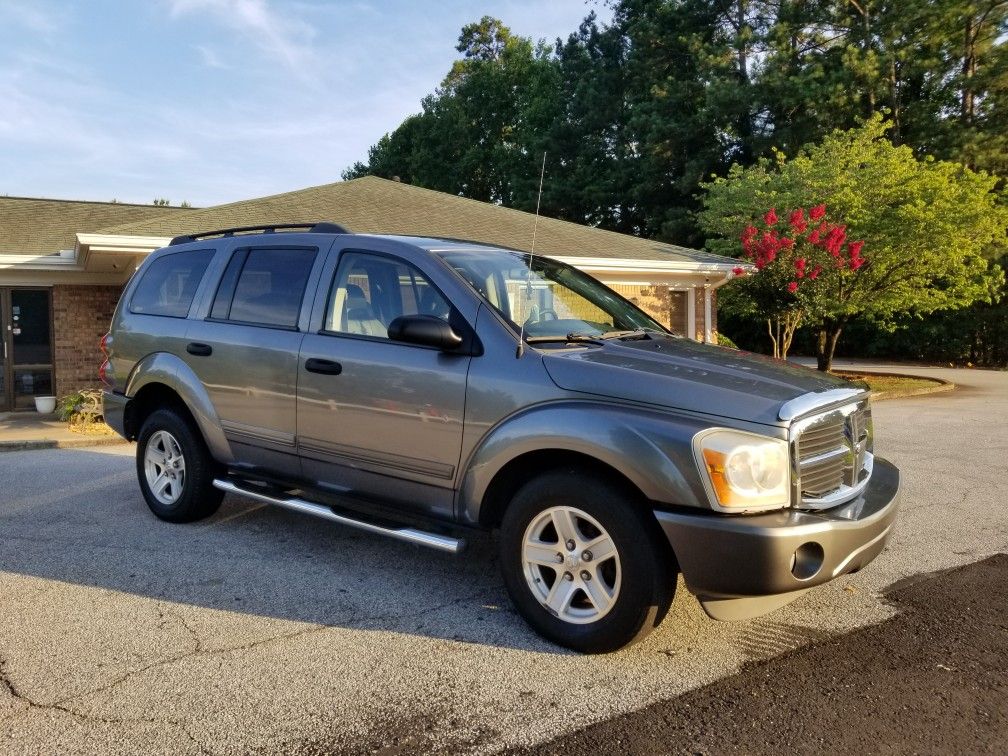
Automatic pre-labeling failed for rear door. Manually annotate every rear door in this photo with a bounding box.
[296,247,472,519]
[183,239,328,475]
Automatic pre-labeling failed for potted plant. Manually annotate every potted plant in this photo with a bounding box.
[34,395,57,413]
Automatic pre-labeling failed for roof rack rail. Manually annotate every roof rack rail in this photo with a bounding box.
[169,222,351,246]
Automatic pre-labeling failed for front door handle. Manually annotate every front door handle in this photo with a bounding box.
[305,358,342,375]
[186,342,213,357]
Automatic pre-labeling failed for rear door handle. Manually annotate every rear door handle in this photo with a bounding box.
[305,358,342,375]
[186,342,213,357]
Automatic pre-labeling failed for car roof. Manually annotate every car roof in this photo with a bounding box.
[163,228,528,257]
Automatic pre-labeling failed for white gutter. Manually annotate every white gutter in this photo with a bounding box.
[75,233,171,253]
[0,250,78,269]
[75,233,170,264]
[554,255,742,274]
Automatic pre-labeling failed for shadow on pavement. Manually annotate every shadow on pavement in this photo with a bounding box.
[0,447,569,655]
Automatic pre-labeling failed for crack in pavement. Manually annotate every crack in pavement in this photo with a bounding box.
[40,590,487,713]
[1,655,190,732]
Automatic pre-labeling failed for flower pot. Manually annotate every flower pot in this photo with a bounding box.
[34,396,57,414]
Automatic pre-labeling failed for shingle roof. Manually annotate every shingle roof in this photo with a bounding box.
[0,197,188,255]
[101,176,734,266]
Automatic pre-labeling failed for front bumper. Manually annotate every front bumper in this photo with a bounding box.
[654,456,901,620]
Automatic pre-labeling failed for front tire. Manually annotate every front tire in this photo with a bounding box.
[499,470,674,653]
[136,408,223,523]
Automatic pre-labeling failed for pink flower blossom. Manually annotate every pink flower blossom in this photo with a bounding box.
[789,208,807,234]
[825,225,847,256]
[764,208,778,225]
[809,204,826,221]
[809,265,822,280]
[732,266,745,276]
[787,281,799,293]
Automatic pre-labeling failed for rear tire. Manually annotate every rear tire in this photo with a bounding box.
[136,408,223,523]
[499,469,674,653]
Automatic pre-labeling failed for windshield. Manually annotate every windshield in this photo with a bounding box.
[437,249,667,342]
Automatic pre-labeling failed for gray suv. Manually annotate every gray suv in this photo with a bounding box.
[103,223,900,653]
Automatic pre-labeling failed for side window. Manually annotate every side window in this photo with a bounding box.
[130,250,212,317]
[324,252,451,338]
[210,247,317,328]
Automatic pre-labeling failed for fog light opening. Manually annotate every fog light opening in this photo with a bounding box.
[791,541,824,581]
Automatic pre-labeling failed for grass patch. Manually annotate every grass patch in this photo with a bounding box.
[833,371,946,396]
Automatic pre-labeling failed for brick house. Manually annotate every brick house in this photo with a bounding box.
[0,176,743,412]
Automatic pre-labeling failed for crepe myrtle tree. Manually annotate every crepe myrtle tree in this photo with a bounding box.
[729,205,866,361]
[702,116,1007,371]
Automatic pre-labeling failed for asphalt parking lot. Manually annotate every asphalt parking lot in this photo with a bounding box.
[1,365,1006,755]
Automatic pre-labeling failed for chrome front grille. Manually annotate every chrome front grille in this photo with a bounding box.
[793,401,873,509]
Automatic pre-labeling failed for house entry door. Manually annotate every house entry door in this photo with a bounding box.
[1,288,55,412]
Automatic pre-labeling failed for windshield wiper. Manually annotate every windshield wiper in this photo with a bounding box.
[597,329,654,340]
[524,333,604,345]
[525,329,655,345]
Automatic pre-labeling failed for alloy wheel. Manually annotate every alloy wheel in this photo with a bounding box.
[144,430,186,506]
[520,505,622,624]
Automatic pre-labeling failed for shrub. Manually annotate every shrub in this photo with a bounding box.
[57,389,103,426]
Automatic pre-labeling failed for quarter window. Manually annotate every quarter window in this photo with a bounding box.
[212,247,317,328]
[130,250,212,317]
[324,252,451,338]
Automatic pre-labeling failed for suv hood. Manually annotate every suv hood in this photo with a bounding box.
[541,336,855,426]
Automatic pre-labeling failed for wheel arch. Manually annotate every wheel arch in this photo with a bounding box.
[123,352,233,463]
[476,448,650,530]
[457,402,710,528]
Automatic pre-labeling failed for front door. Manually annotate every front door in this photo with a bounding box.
[296,250,470,519]
[1,288,54,412]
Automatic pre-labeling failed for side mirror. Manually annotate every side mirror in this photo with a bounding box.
[387,314,463,351]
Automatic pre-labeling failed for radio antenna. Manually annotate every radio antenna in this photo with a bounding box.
[516,151,547,359]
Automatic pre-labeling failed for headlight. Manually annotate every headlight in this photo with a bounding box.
[693,429,791,512]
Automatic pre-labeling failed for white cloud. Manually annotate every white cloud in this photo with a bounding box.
[1,1,613,205]
[194,44,230,69]
[166,0,318,81]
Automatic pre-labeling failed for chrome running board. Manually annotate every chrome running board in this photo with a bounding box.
[212,478,465,554]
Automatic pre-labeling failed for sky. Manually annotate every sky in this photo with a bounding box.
[0,0,608,207]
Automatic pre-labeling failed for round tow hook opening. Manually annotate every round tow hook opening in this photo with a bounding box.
[790,541,825,581]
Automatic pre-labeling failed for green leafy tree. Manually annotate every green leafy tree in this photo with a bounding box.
[538,13,634,230]
[731,204,868,359]
[701,116,1007,370]
[342,17,560,209]
[344,2,1008,245]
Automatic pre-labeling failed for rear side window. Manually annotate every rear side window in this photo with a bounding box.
[211,247,317,328]
[130,250,212,317]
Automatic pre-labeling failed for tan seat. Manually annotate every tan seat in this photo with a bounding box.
[343,284,386,337]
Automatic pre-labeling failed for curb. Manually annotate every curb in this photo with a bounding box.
[0,437,129,453]
[833,370,956,401]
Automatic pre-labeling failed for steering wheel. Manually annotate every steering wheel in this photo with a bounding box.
[538,309,559,321]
